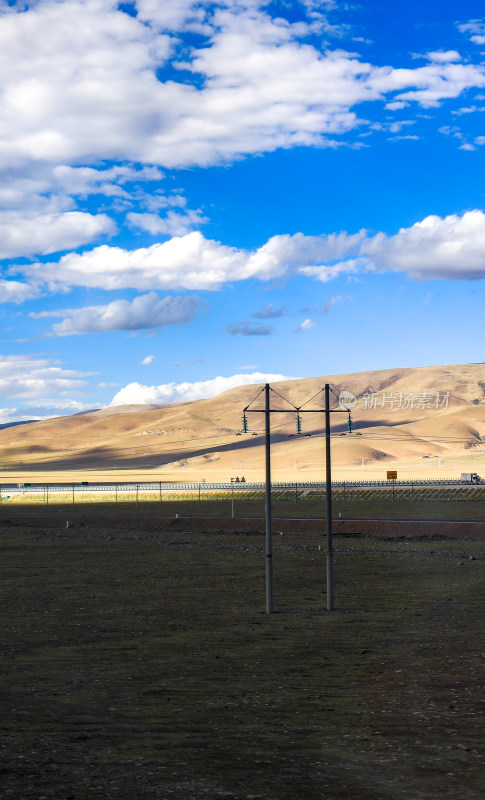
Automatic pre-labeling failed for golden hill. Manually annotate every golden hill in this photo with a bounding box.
[2,362,485,482]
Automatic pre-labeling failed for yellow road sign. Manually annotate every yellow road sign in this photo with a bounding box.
[387,470,398,480]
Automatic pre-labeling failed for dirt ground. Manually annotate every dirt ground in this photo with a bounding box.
[0,513,483,800]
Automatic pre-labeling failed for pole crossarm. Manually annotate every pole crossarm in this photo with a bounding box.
[244,408,348,413]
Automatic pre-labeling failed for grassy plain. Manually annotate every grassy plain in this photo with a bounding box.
[2,493,485,520]
[0,517,483,800]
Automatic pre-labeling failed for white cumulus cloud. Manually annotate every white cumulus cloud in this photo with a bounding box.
[16,209,485,292]
[14,209,485,294]
[0,210,115,259]
[0,279,40,303]
[110,372,297,405]
[31,292,206,335]
[424,50,462,63]
[362,210,485,280]
[17,229,367,291]
[0,0,483,177]
[0,0,483,267]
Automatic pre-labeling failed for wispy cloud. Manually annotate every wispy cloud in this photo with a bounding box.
[296,318,317,332]
[457,19,485,45]
[251,303,285,319]
[0,354,90,400]
[318,295,353,314]
[226,321,273,336]
[174,358,204,367]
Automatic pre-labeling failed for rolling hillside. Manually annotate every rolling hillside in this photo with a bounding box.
[1,362,485,481]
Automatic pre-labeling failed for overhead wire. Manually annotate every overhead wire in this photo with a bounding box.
[269,386,299,410]
[329,385,341,405]
[330,433,484,443]
[299,387,325,409]
[243,385,265,411]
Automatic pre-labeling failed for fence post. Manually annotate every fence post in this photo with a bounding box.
[160,480,162,504]
[72,483,75,504]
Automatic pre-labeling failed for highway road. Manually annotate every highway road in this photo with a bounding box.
[0,478,482,494]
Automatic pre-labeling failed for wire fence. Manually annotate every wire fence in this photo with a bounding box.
[1,480,485,507]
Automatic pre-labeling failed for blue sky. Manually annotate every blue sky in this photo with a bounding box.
[1,0,485,420]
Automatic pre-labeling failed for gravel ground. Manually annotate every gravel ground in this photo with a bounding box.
[0,516,483,800]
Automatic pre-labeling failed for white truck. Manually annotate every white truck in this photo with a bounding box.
[461,472,482,484]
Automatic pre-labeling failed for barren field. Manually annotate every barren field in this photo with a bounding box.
[0,514,483,800]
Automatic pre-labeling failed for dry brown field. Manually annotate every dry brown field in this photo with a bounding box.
[0,514,483,800]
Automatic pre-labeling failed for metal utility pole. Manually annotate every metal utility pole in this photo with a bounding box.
[264,383,274,614]
[324,383,334,611]
[243,381,350,613]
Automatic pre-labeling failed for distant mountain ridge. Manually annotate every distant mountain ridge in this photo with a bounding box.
[0,420,37,431]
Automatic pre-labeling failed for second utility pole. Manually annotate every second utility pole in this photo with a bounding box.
[264,383,274,613]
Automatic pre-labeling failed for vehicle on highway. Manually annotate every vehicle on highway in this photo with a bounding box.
[461,472,482,484]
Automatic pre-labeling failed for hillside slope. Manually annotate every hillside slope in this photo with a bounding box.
[1,362,485,480]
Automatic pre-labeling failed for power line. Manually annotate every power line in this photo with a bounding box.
[299,387,324,409]
[332,433,484,443]
[269,386,299,410]
[243,385,265,410]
